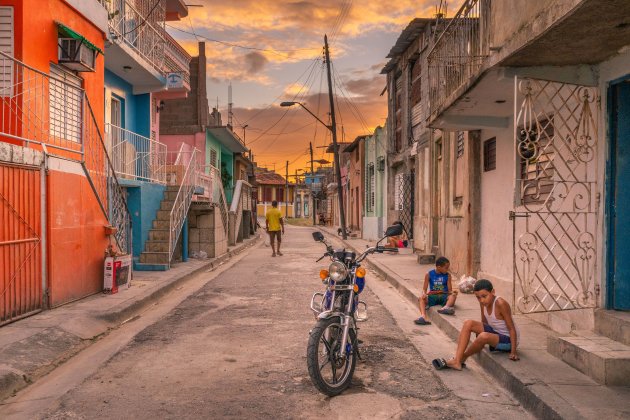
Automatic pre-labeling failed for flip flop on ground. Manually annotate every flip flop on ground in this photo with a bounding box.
[432,358,466,370]
[414,317,431,325]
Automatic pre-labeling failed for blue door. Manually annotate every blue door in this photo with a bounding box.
[609,80,630,310]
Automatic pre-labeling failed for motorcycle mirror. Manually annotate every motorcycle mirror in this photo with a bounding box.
[384,224,403,237]
[312,231,325,242]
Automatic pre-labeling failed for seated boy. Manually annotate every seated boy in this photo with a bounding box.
[414,257,458,325]
[436,279,520,370]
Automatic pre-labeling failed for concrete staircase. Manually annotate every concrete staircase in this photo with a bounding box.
[548,309,630,385]
[138,185,180,269]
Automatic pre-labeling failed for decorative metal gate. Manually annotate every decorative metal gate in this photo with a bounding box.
[0,164,43,325]
[511,77,598,314]
[398,170,415,239]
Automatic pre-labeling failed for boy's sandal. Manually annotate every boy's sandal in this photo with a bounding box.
[438,307,455,315]
[432,358,466,370]
[414,317,431,325]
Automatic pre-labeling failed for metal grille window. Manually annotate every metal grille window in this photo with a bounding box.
[0,6,13,97]
[366,163,375,212]
[49,64,83,143]
[394,172,404,210]
[483,137,496,172]
[210,149,217,167]
[456,131,465,158]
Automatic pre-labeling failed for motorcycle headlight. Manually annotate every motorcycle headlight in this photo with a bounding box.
[328,261,348,282]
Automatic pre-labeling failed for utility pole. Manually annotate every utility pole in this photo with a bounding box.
[285,160,289,218]
[309,141,316,226]
[324,34,347,239]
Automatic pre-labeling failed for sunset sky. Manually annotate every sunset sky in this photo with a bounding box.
[166,0,463,176]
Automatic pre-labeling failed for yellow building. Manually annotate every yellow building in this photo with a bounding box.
[255,169,296,218]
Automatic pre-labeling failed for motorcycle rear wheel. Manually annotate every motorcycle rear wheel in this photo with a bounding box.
[307,317,357,396]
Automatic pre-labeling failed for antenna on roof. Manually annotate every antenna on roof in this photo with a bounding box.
[228,82,233,129]
[432,0,448,43]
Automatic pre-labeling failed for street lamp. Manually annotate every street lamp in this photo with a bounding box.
[280,101,347,238]
[241,124,248,146]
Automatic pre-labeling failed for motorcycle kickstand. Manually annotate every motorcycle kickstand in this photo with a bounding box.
[353,336,363,361]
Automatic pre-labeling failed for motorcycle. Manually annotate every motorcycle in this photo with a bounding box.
[306,224,404,396]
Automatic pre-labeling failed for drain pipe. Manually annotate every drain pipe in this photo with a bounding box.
[40,145,48,309]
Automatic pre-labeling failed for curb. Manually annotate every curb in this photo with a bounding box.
[320,227,581,420]
[98,234,261,324]
[0,234,261,402]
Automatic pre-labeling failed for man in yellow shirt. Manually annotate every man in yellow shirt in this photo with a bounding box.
[265,200,285,257]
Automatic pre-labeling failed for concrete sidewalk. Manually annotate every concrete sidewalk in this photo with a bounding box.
[317,226,630,420]
[0,234,260,402]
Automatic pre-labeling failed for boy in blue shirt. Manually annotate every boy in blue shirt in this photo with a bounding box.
[414,257,458,325]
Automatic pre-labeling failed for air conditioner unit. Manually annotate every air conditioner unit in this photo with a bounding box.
[58,38,95,72]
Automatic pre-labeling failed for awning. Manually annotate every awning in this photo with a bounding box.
[56,22,104,55]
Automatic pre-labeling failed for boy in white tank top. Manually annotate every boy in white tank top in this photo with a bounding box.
[433,279,519,371]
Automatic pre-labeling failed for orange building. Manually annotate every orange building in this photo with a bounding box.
[0,0,126,322]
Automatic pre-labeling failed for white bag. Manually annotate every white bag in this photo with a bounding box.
[263,232,270,247]
[458,275,477,294]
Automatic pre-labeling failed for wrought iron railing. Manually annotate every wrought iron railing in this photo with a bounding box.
[108,123,166,184]
[99,0,167,76]
[162,28,191,87]
[0,51,131,254]
[428,0,490,118]
[167,148,197,264]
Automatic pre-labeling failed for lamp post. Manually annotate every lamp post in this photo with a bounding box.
[280,101,347,238]
[241,124,248,146]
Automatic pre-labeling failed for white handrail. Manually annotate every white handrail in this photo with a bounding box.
[168,148,198,264]
[108,123,166,184]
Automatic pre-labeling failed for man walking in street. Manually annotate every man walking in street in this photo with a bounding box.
[265,200,285,257]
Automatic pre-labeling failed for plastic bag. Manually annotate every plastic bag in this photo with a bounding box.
[263,232,270,247]
[458,275,477,294]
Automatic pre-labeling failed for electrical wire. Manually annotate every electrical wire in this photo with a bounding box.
[122,0,162,36]
[165,24,320,59]
[246,58,321,146]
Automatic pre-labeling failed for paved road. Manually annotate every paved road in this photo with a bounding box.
[3,226,530,419]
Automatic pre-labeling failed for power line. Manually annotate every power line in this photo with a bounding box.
[122,0,162,36]
[246,58,321,146]
[165,24,320,58]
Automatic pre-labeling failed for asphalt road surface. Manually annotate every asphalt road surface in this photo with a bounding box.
[2,225,530,419]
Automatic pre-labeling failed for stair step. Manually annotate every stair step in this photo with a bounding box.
[149,229,170,241]
[166,185,180,192]
[548,331,630,386]
[156,209,171,220]
[153,219,170,229]
[139,251,170,265]
[595,309,630,346]
[144,240,169,253]
[160,199,175,211]
[164,190,180,201]
[417,254,436,264]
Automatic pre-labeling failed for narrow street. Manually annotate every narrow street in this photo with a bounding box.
[1,226,529,419]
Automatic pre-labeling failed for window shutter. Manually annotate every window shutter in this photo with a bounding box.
[0,6,13,96]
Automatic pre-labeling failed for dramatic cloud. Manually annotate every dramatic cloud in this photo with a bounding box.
[166,0,466,173]
[243,52,269,74]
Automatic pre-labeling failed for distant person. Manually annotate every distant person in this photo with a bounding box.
[414,256,458,325]
[265,200,285,257]
[387,221,408,249]
[433,279,520,371]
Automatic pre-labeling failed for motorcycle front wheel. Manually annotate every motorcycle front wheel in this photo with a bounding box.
[307,317,357,396]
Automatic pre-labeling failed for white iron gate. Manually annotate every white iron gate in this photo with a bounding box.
[511,77,599,314]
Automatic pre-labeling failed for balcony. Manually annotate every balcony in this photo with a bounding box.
[99,0,167,92]
[428,0,490,123]
[162,29,191,92]
[108,123,167,184]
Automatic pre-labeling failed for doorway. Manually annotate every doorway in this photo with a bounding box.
[608,80,630,310]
